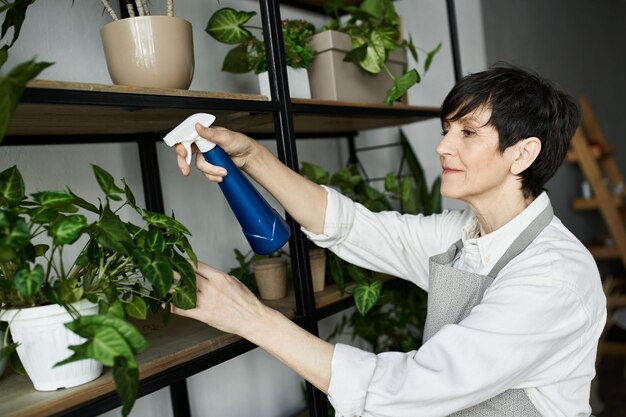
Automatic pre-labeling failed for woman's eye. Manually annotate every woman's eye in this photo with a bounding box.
[461,129,476,137]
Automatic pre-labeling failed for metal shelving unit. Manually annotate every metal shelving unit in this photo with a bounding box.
[1,1,462,416]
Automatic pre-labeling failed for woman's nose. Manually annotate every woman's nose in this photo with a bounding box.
[436,133,453,157]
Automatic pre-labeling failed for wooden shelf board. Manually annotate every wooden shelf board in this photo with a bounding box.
[6,81,438,138]
[567,144,614,162]
[588,244,621,260]
[0,281,361,417]
[572,195,624,211]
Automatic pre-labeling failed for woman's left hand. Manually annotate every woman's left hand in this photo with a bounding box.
[170,262,265,338]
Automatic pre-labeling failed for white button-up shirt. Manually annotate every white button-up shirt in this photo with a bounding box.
[302,187,606,417]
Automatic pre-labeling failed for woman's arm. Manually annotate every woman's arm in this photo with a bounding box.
[170,262,334,392]
[175,124,327,234]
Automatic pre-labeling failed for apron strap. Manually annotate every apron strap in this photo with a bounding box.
[487,203,554,278]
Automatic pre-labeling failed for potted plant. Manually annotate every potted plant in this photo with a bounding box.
[205,7,316,98]
[0,164,198,416]
[227,249,289,300]
[99,0,195,89]
[309,0,442,104]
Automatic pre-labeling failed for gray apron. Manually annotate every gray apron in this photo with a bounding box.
[423,204,553,417]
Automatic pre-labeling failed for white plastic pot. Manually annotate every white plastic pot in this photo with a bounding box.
[258,67,312,99]
[0,299,103,391]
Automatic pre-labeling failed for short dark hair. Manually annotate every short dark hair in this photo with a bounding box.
[441,64,581,199]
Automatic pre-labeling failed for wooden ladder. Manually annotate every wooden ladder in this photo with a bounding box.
[567,96,626,364]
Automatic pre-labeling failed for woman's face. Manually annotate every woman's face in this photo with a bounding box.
[436,106,517,205]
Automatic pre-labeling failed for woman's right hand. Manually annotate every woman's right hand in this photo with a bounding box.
[175,124,258,182]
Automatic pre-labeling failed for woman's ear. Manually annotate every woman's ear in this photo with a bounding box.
[511,137,541,175]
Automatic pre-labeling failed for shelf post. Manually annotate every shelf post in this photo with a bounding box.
[258,1,328,416]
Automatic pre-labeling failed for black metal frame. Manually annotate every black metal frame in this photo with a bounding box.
[3,1,462,416]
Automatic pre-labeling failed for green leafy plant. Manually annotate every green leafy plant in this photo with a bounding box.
[0,0,52,143]
[300,128,441,318]
[206,7,316,74]
[0,164,198,416]
[323,0,442,104]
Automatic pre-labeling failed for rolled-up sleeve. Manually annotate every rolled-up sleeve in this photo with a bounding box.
[302,186,469,289]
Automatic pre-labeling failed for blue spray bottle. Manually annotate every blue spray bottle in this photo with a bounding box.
[164,113,291,255]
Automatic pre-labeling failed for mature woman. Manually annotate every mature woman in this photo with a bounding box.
[170,66,606,417]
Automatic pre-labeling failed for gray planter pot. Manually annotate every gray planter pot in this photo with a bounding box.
[308,30,407,103]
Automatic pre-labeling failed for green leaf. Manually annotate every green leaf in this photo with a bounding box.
[49,214,87,245]
[0,46,7,68]
[28,206,58,224]
[359,30,388,74]
[383,172,398,193]
[404,35,418,62]
[144,227,165,253]
[400,129,428,208]
[113,356,139,417]
[121,179,140,214]
[425,176,442,215]
[385,69,419,104]
[175,234,197,267]
[222,45,251,73]
[360,0,388,19]
[143,210,191,235]
[66,315,148,353]
[353,279,383,315]
[424,42,442,73]
[300,162,329,185]
[133,250,173,298]
[0,58,53,143]
[400,177,412,206]
[1,0,37,47]
[329,252,346,292]
[323,0,344,16]
[124,297,147,320]
[56,326,137,368]
[67,188,99,213]
[0,341,19,360]
[172,284,196,310]
[171,251,196,287]
[107,300,126,319]
[95,205,133,255]
[92,165,124,201]
[14,263,43,298]
[342,43,368,65]
[0,212,30,249]
[205,8,256,44]
[0,165,24,207]
[32,190,74,208]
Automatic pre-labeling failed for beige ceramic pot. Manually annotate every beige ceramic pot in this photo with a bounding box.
[253,257,288,300]
[100,16,194,89]
[309,248,327,292]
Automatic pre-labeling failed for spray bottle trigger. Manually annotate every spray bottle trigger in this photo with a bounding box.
[183,142,194,166]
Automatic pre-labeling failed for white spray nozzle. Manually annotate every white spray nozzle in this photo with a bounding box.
[163,113,217,165]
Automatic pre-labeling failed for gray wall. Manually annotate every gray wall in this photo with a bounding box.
[480,0,626,243]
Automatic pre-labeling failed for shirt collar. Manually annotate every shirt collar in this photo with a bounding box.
[461,192,551,271]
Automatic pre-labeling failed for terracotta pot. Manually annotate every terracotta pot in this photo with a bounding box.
[308,30,407,103]
[309,248,327,292]
[253,257,288,300]
[0,299,103,391]
[100,16,194,89]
